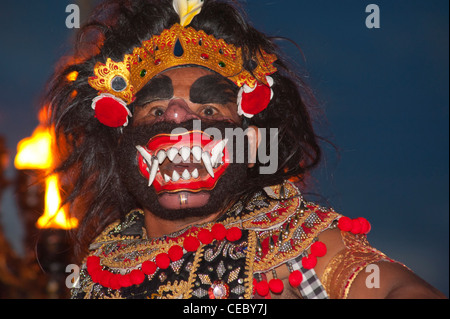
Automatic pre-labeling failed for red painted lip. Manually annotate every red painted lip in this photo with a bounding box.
[137,131,230,194]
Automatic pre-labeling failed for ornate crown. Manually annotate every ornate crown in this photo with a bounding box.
[89,24,277,104]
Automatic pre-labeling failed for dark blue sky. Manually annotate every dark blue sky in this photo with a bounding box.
[0,1,448,296]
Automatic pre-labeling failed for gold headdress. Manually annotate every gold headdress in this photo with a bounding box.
[88,0,277,127]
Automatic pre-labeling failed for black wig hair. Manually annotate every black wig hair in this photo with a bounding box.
[45,0,323,258]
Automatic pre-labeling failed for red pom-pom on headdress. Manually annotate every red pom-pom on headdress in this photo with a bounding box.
[91,93,132,128]
[237,76,274,118]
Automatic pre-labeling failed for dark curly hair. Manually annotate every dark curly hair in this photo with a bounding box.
[45,0,323,258]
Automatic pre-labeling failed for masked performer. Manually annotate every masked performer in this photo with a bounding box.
[46,0,444,299]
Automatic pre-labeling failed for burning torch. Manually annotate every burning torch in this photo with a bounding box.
[14,104,78,298]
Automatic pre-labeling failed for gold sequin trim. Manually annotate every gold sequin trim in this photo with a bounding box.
[321,231,393,299]
[184,245,205,299]
[244,230,257,299]
[253,210,339,272]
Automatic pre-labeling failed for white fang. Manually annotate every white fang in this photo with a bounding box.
[210,139,228,168]
[202,152,214,178]
[148,158,159,186]
[136,146,153,167]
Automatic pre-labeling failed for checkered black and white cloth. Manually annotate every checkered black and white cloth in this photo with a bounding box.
[288,253,329,299]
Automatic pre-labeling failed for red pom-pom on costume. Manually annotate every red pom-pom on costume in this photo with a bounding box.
[255,280,270,297]
[130,269,145,285]
[357,217,371,234]
[109,274,122,290]
[338,216,352,232]
[98,270,113,288]
[168,245,184,261]
[155,253,171,269]
[86,256,102,280]
[310,241,327,257]
[351,218,362,234]
[302,255,317,270]
[338,216,371,234]
[226,227,242,242]
[88,266,101,283]
[118,274,133,288]
[197,229,213,245]
[289,270,303,288]
[86,255,101,268]
[92,94,130,128]
[183,236,200,252]
[211,224,227,241]
[141,260,157,275]
[89,268,101,283]
[269,278,284,294]
[87,256,102,273]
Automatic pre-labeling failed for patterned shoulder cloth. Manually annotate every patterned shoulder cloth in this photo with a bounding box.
[241,182,339,299]
[71,181,399,299]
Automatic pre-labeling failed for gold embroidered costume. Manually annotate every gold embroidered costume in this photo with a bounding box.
[72,181,396,299]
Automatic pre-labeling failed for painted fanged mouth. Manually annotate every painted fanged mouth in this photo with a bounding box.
[136,131,229,194]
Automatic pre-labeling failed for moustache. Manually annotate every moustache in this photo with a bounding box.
[121,119,241,147]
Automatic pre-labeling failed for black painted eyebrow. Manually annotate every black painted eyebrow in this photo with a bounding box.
[134,75,174,106]
[190,74,238,105]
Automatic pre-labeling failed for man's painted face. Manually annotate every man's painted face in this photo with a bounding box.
[116,67,249,220]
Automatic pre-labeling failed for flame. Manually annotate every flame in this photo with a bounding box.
[14,112,78,229]
[66,71,78,82]
[14,126,52,170]
[36,175,78,229]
